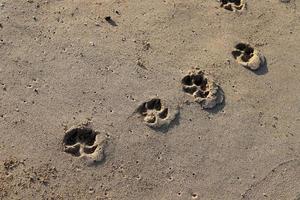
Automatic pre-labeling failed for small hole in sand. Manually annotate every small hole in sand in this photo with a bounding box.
[235,4,243,10]
[244,47,254,55]
[231,0,241,5]
[63,127,98,151]
[183,86,198,94]
[182,75,193,86]
[63,129,78,145]
[232,50,242,59]
[83,145,97,154]
[137,103,147,115]
[146,98,161,111]
[196,90,209,98]
[200,79,208,91]
[241,54,253,62]
[64,145,80,157]
[193,75,204,86]
[235,43,247,51]
[77,128,96,146]
[158,108,168,119]
[224,4,233,11]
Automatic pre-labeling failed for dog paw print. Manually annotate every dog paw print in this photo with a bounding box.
[219,0,246,12]
[136,98,178,129]
[181,69,224,109]
[63,125,107,163]
[232,43,266,71]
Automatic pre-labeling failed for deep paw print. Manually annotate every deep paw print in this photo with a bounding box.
[137,98,178,129]
[181,69,224,109]
[63,125,107,163]
[232,43,266,71]
[219,0,246,12]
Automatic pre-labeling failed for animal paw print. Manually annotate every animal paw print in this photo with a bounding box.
[181,69,224,109]
[63,125,107,163]
[137,98,177,129]
[232,43,266,71]
[219,0,246,12]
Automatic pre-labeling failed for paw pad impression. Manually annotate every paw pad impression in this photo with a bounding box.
[181,69,224,109]
[137,98,178,129]
[63,125,107,163]
[219,0,246,12]
[232,43,266,71]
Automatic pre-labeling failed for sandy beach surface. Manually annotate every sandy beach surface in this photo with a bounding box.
[0,0,299,199]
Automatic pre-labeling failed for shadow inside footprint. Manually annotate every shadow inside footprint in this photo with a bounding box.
[205,87,226,114]
[154,110,181,133]
[253,58,268,75]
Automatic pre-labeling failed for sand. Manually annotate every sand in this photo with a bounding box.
[0,0,299,199]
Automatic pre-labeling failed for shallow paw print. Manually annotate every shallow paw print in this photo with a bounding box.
[219,0,246,12]
[181,69,224,109]
[63,125,107,163]
[137,98,178,129]
[232,43,266,71]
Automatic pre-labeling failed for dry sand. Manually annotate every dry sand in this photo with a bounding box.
[0,0,300,199]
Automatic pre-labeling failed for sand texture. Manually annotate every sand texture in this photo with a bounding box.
[0,0,300,199]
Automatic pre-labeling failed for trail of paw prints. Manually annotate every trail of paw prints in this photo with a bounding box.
[63,124,107,164]
[136,98,179,131]
[219,0,246,12]
[232,43,266,71]
[181,69,224,109]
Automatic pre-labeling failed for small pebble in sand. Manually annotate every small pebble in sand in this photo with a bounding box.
[88,187,95,194]
[136,60,146,69]
[192,193,198,199]
[105,16,112,21]
[143,42,150,50]
[263,193,268,197]
[105,16,117,26]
